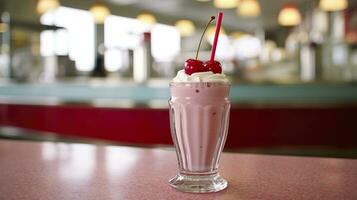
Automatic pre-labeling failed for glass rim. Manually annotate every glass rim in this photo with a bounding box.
[169,82,230,87]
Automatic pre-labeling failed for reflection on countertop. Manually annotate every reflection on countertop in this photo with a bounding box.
[1,138,357,199]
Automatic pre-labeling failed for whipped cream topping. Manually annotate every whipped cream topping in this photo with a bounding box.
[173,70,229,83]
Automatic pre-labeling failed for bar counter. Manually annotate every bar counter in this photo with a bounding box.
[1,81,357,151]
[1,139,357,199]
[1,81,357,106]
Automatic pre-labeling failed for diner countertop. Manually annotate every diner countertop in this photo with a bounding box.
[1,139,357,199]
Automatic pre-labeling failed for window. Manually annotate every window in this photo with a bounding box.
[105,15,180,71]
[41,7,95,71]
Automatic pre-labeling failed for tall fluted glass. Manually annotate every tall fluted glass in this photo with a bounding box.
[168,82,230,193]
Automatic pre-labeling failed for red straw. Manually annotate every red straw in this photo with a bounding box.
[210,12,223,62]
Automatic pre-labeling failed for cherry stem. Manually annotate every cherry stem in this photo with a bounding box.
[195,16,215,60]
[210,12,223,62]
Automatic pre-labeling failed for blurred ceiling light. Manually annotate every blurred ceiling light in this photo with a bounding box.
[230,31,248,39]
[278,4,301,26]
[137,13,157,25]
[36,0,60,14]
[319,0,348,12]
[214,0,240,9]
[175,20,196,37]
[206,25,226,43]
[90,2,110,24]
[207,25,226,37]
[237,0,261,17]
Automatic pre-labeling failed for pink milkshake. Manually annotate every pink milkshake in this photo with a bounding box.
[169,82,230,192]
[169,12,229,193]
[169,82,230,173]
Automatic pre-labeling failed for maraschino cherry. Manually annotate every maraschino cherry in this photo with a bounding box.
[184,16,215,75]
[204,60,222,74]
[184,59,204,75]
[204,12,223,74]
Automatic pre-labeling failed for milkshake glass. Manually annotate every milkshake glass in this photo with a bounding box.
[169,81,230,193]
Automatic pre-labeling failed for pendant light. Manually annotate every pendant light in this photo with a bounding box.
[90,2,110,24]
[137,13,157,25]
[319,0,348,12]
[278,3,302,26]
[175,20,196,37]
[214,0,240,9]
[36,0,60,14]
[237,0,261,17]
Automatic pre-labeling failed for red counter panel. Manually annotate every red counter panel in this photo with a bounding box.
[1,104,356,148]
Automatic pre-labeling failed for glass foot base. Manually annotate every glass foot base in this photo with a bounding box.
[169,173,228,193]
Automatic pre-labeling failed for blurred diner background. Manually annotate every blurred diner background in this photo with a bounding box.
[0,0,357,158]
